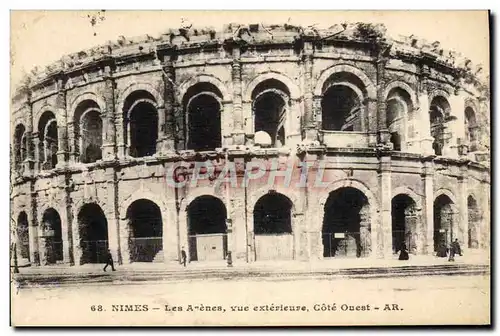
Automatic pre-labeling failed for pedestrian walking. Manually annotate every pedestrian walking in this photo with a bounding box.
[103,249,116,272]
[181,247,187,267]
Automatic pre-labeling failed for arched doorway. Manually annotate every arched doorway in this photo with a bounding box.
[252,79,290,147]
[17,211,30,261]
[253,192,294,260]
[74,100,103,163]
[467,196,480,248]
[433,194,456,254]
[183,83,223,151]
[391,194,417,254]
[322,187,371,258]
[429,96,451,156]
[77,203,109,264]
[126,199,163,262]
[38,111,58,170]
[187,195,227,261]
[465,107,478,152]
[123,91,159,158]
[386,88,413,151]
[41,208,63,264]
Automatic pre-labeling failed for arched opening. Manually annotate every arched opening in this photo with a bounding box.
[322,187,371,258]
[321,73,366,132]
[74,100,102,163]
[38,111,58,170]
[17,211,30,261]
[465,107,478,152]
[433,194,455,254]
[187,195,227,261]
[391,194,417,254]
[184,83,223,151]
[14,124,27,172]
[77,203,109,264]
[126,199,163,262]
[41,208,63,264]
[252,79,290,147]
[253,192,294,260]
[468,196,480,248]
[430,96,451,156]
[123,91,158,158]
[386,88,413,151]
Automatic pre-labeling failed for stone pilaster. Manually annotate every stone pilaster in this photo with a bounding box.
[160,59,176,153]
[29,187,40,265]
[231,47,245,145]
[55,79,68,168]
[417,67,434,155]
[446,89,466,158]
[376,59,390,145]
[302,42,317,142]
[105,167,121,264]
[378,154,392,258]
[366,97,379,147]
[457,165,468,252]
[422,159,435,254]
[102,66,117,160]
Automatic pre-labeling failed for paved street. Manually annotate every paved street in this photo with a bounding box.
[11,273,490,326]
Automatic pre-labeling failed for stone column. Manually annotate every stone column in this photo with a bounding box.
[422,159,435,254]
[32,133,41,172]
[104,167,121,264]
[376,59,390,145]
[457,165,468,252]
[102,68,116,160]
[174,101,185,151]
[161,60,176,153]
[378,154,392,258]
[55,83,68,168]
[359,204,372,258]
[417,68,434,155]
[366,98,378,146]
[446,89,466,158]
[231,47,244,146]
[287,98,302,148]
[28,191,40,265]
[55,175,72,264]
[302,43,317,142]
[231,178,247,261]
[119,217,131,264]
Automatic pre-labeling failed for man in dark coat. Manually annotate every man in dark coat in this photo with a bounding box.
[181,247,187,267]
[103,249,116,272]
[451,239,462,256]
[398,243,409,260]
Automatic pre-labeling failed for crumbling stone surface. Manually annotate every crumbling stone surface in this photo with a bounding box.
[10,22,490,266]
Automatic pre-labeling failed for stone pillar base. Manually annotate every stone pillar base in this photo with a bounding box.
[420,137,435,156]
[101,143,116,160]
[304,128,318,143]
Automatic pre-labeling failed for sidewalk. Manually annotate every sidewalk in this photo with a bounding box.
[13,249,490,286]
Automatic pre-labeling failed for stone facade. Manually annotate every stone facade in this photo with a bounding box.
[10,22,490,267]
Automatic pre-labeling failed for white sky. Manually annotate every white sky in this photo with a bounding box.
[10,10,489,87]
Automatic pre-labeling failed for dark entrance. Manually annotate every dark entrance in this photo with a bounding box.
[391,194,417,254]
[17,211,30,261]
[41,208,63,264]
[433,194,455,253]
[467,195,479,248]
[253,192,293,260]
[322,187,370,258]
[78,203,109,264]
[187,196,227,261]
[127,199,163,262]
[187,94,222,151]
